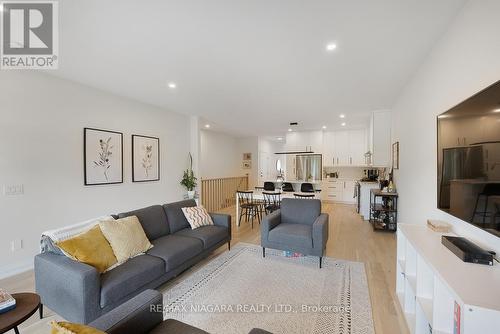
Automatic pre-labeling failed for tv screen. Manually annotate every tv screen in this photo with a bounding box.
[437,80,500,238]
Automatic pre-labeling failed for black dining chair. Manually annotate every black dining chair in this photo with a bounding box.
[294,193,315,199]
[263,182,276,191]
[262,192,282,215]
[300,183,315,193]
[282,182,294,192]
[236,190,261,228]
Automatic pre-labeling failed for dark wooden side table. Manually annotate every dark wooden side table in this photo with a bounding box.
[0,293,41,334]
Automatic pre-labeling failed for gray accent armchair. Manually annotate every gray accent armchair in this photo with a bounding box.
[260,198,328,268]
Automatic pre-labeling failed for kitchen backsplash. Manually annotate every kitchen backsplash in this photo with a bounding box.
[323,166,382,180]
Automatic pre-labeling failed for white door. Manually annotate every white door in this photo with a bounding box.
[349,129,367,166]
[258,152,270,186]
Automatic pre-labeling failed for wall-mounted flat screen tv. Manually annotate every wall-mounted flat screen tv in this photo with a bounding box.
[437,80,500,238]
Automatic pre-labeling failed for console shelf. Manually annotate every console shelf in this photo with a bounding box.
[396,224,500,334]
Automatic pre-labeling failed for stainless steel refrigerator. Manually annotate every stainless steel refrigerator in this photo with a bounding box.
[295,154,322,182]
[438,146,484,208]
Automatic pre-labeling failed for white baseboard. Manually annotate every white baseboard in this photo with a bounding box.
[0,260,33,280]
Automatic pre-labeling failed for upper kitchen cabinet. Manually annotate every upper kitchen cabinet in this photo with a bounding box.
[323,129,368,167]
[370,110,392,167]
[285,131,323,152]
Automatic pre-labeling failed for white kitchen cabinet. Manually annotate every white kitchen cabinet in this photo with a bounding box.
[333,131,349,165]
[323,129,368,166]
[370,110,391,167]
[285,131,323,152]
[349,129,368,165]
[322,179,356,204]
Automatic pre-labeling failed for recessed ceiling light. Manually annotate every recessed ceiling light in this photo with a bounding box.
[322,125,327,129]
[339,114,345,119]
[493,108,500,113]
[288,128,292,132]
[167,82,177,89]
[326,43,337,51]
[341,122,346,127]
[204,124,210,128]
[277,137,283,141]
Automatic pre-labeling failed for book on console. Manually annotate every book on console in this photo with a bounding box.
[0,289,16,314]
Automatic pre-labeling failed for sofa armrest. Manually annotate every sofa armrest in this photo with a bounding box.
[312,213,329,251]
[210,213,231,240]
[260,210,282,242]
[35,252,101,324]
[89,289,163,334]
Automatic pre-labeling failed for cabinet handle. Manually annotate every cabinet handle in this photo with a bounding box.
[350,157,352,165]
[333,157,335,166]
[337,157,339,164]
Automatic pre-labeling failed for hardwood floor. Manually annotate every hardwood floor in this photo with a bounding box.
[0,202,408,334]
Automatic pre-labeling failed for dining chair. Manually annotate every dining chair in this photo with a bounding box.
[281,182,294,192]
[263,182,276,191]
[294,193,315,199]
[300,183,315,193]
[236,190,261,228]
[262,191,282,215]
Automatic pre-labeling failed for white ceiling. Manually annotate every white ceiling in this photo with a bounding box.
[54,0,465,136]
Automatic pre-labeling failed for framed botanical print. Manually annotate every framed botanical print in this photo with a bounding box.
[84,128,123,185]
[132,135,160,182]
[392,141,400,170]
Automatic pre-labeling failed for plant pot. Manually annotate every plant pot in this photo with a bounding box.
[187,191,195,199]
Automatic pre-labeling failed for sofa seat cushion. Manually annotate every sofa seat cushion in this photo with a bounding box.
[147,235,203,272]
[100,254,164,308]
[175,226,228,249]
[268,223,312,249]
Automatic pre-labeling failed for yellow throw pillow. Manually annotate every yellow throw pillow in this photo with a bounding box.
[56,225,117,273]
[181,206,214,229]
[99,216,153,264]
[51,321,106,334]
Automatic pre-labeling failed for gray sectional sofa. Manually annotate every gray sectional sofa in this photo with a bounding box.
[34,199,231,324]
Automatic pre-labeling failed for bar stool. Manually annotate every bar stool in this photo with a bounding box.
[263,182,276,191]
[301,183,314,193]
[294,193,315,199]
[282,182,294,192]
[236,191,261,228]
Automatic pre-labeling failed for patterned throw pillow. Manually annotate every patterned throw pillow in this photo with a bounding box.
[181,206,214,229]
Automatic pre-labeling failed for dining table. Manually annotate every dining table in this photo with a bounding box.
[235,190,320,226]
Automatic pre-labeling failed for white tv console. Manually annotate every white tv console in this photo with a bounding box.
[396,224,500,334]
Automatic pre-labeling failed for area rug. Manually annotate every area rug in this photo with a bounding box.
[160,243,374,334]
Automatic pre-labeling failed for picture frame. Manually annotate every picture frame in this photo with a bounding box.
[132,134,160,182]
[84,128,123,185]
[242,161,252,169]
[392,141,399,170]
[243,153,252,161]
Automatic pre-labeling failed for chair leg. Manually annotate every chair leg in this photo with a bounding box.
[39,304,43,319]
[471,194,481,222]
[228,240,231,251]
[239,208,244,226]
[483,196,489,226]
[319,257,322,269]
[262,247,266,258]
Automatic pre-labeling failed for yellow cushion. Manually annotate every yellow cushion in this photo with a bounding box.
[99,216,152,264]
[56,225,117,273]
[50,321,106,334]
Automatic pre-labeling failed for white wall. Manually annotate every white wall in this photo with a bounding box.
[392,0,500,253]
[0,72,191,278]
[199,130,258,187]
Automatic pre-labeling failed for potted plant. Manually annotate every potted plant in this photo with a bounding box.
[180,153,197,198]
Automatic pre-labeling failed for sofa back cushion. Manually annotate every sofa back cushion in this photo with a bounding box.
[163,199,197,233]
[281,198,321,225]
[117,205,169,240]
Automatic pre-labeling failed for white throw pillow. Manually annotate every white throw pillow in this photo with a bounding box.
[181,206,214,229]
[99,216,153,264]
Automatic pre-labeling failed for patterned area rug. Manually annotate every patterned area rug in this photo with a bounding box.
[160,243,374,334]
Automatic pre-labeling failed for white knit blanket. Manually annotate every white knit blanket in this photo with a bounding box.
[41,215,115,243]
